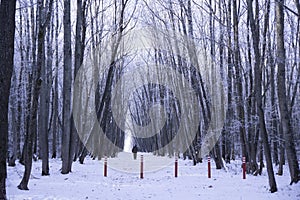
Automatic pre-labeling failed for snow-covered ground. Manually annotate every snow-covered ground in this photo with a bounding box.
[7,152,300,200]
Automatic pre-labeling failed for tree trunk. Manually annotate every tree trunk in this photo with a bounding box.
[208,0,223,169]
[38,20,49,176]
[277,124,285,175]
[52,0,59,159]
[38,10,53,176]
[270,51,279,166]
[258,140,264,175]
[71,0,87,162]
[0,0,16,198]
[233,0,248,161]
[246,20,258,174]
[224,0,234,164]
[8,71,17,167]
[276,0,300,185]
[62,0,73,174]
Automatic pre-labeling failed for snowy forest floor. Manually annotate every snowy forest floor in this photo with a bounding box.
[7,152,300,200]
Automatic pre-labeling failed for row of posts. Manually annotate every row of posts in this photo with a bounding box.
[103,155,247,179]
[207,156,246,179]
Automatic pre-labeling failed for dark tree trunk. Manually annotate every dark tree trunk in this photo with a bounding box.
[233,0,248,162]
[52,0,59,159]
[224,0,234,164]
[0,0,16,198]
[71,0,87,162]
[276,0,300,185]
[62,0,73,174]
[258,140,264,175]
[277,124,285,175]
[246,10,259,174]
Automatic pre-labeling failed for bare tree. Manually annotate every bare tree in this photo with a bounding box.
[71,0,88,162]
[0,0,17,198]
[276,0,300,185]
[51,0,60,159]
[62,0,73,174]
[233,0,248,162]
[39,1,54,176]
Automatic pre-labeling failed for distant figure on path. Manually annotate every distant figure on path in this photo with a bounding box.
[132,145,138,160]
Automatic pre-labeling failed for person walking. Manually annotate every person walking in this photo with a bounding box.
[132,145,138,160]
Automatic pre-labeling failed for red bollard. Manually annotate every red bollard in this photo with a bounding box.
[140,155,144,179]
[104,156,107,177]
[242,156,246,179]
[175,154,178,178]
[208,156,211,178]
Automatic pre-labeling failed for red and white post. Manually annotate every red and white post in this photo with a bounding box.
[104,156,107,177]
[175,153,178,178]
[208,156,211,178]
[242,156,246,179]
[140,155,144,179]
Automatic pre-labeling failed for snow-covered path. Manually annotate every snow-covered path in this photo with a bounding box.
[7,152,300,200]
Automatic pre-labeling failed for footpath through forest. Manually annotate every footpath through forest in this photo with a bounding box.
[7,152,300,200]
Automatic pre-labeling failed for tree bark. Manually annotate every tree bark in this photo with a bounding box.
[233,0,249,161]
[71,0,87,162]
[276,0,300,185]
[0,0,16,198]
[277,124,285,175]
[8,71,17,167]
[62,0,73,174]
[52,0,60,159]
[269,33,279,166]
[224,0,234,163]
